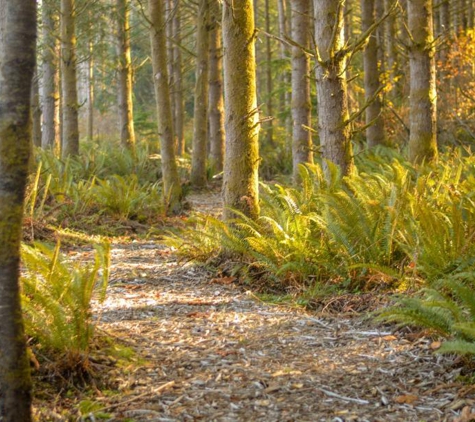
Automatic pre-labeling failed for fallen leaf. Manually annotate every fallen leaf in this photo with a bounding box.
[382,335,397,341]
[453,406,475,422]
[211,276,236,285]
[186,312,209,318]
[394,394,418,404]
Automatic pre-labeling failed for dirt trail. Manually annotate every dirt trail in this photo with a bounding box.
[92,192,473,422]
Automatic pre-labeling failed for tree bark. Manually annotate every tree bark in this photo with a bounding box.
[384,0,399,100]
[61,0,80,157]
[222,0,260,220]
[191,0,210,187]
[149,0,182,213]
[291,0,313,183]
[116,0,136,150]
[361,0,385,147]
[314,0,353,176]
[408,0,438,163]
[0,1,36,420]
[277,0,291,133]
[264,0,274,146]
[42,0,60,152]
[172,0,185,155]
[31,70,42,147]
[208,0,225,175]
[87,38,94,142]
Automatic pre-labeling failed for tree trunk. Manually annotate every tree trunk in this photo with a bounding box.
[172,0,185,155]
[361,0,385,147]
[0,1,36,420]
[408,0,438,163]
[314,0,353,176]
[87,36,94,142]
[384,0,399,100]
[222,0,260,220]
[208,0,225,175]
[42,0,60,152]
[165,0,175,147]
[149,0,182,213]
[277,0,291,133]
[264,0,274,146]
[31,70,42,147]
[116,0,136,150]
[191,0,210,187]
[469,0,474,27]
[61,0,80,157]
[291,0,313,183]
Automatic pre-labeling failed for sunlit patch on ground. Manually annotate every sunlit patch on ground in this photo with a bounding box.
[87,238,473,421]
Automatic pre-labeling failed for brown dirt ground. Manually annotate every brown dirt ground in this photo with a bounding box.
[33,191,475,422]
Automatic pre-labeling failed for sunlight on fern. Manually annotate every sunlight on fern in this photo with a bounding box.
[21,239,111,369]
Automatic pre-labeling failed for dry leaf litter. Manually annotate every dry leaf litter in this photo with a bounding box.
[39,191,475,421]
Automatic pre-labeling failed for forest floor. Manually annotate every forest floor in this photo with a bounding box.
[34,190,475,422]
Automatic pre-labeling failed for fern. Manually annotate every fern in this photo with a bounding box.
[21,240,110,368]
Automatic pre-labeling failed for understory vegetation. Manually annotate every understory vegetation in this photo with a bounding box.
[25,141,189,237]
[168,146,475,357]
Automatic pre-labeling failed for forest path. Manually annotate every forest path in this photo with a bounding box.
[93,190,472,422]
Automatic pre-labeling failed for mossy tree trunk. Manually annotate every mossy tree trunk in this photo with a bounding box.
[172,0,185,156]
[0,1,37,420]
[42,0,60,152]
[222,0,260,220]
[191,0,210,188]
[384,0,399,100]
[61,0,80,157]
[116,0,136,150]
[149,0,182,213]
[208,0,225,175]
[291,0,313,183]
[407,0,438,164]
[361,0,385,147]
[314,0,353,176]
[264,0,274,146]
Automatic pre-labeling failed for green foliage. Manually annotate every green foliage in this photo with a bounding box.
[21,239,110,369]
[380,272,475,357]
[171,147,475,294]
[93,174,162,221]
[27,142,170,234]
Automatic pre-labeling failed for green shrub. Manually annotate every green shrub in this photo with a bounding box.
[379,272,475,356]
[21,240,110,371]
[169,147,475,292]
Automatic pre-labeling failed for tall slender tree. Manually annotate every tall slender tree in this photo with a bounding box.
[61,0,80,157]
[149,0,182,213]
[191,0,210,187]
[407,0,438,163]
[116,0,136,150]
[222,0,260,220]
[291,0,313,183]
[172,0,185,155]
[0,0,37,420]
[264,0,274,146]
[208,0,225,174]
[361,0,385,147]
[314,0,353,176]
[31,70,42,147]
[42,0,60,151]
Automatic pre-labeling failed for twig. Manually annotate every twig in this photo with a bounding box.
[316,387,370,405]
[101,381,176,412]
